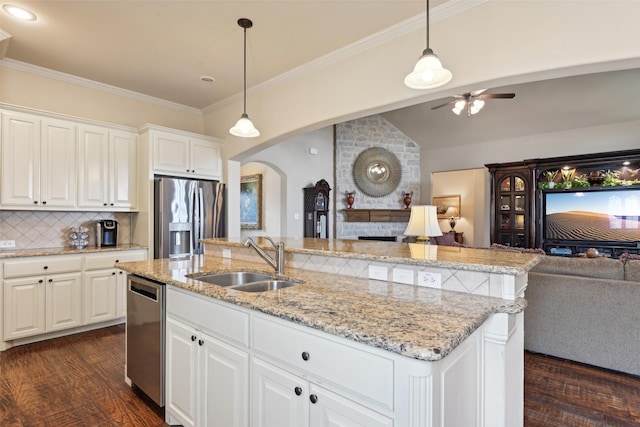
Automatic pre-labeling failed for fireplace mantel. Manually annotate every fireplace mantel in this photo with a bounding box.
[342,209,411,223]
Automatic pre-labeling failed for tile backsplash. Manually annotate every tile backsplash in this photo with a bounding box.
[0,211,131,249]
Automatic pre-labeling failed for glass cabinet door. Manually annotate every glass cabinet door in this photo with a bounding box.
[493,172,530,247]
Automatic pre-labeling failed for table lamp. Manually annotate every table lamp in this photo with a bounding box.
[444,206,459,231]
[403,205,442,244]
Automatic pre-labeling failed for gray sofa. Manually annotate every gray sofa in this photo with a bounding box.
[524,255,640,376]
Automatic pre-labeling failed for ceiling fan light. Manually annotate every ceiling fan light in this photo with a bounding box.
[469,99,485,115]
[404,49,452,89]
[229,113,260,138]
[452,100,465,115]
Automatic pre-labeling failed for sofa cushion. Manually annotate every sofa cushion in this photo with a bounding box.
[531,255,624,281]
[625,259,640,282]
[433,233,456,246]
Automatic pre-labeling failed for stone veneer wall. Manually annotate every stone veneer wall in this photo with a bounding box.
[0,211,131,249]
[335,115,420,240]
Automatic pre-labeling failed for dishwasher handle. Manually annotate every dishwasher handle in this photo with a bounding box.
[129,280,159,302]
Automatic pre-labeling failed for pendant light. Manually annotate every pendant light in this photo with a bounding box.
[404,0,452,90]
[229,18,260,138]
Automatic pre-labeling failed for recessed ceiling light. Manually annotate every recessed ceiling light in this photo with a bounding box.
[3,4,37,21]
[200,76,215,84]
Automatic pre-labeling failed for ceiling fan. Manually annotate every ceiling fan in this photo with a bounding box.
[431,89,515,116]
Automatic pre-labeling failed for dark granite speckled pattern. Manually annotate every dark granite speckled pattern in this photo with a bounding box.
[0,244,147,259]
[117,255,526,361]
[202,237,542,275]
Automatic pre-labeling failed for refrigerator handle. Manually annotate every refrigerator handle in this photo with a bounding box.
[189,184,196,255]
[198,188,205,254]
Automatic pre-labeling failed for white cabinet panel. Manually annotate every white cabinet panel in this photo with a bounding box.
[1,112,77,209]
[152,129,222,179]
[83,269,118,324]
[251,357,308,427]
[77,124,137,210]
[46,272,83,332]
[3,276,46,340]
[1,111,40,206]
[166,316,199,427]
[309,384,393,427]
[77,124,109,208]
[40,118,77,208]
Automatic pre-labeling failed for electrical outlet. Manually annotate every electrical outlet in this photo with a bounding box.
[417,271,442,289]
[392,268,414,285]
[222,248,232,259]
[368,265,388,281]
[0,240,16,249]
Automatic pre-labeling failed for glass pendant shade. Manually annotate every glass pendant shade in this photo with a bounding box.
[404,48,452,89]
[230,113,260,138]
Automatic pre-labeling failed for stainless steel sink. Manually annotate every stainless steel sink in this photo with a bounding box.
[190,271,301,292]
[192,271,273,286]
[230,280,299,292]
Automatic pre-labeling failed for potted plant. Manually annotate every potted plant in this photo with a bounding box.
[571,174,591,188]
[542,170,559,189]
[602,170,622,186]
[561,168,576,188]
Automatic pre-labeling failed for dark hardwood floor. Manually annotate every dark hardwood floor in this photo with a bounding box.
[1,325,639,426]
[0,325,167,427]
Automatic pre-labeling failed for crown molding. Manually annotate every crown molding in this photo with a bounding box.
[203,0,487,114]
[0,58,202,115]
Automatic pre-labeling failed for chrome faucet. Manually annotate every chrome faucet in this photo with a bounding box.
[242,236,286,275]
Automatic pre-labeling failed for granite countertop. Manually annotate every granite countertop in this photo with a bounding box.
[0,244,147,259]
[118,255,526,362]
[201,237,542,275]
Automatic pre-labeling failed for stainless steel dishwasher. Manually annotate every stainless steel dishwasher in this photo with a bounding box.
[126,274,165,407]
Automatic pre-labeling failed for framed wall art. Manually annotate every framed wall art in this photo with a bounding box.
[433,195,461,219]
[240,174,262,230]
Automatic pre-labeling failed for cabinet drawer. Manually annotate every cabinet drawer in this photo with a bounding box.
[84,250,146,270]
[253,316,394,410]
[4,256,83,278]
[167,287,249,349]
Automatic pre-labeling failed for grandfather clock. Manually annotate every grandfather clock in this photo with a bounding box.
[303,179,331,238]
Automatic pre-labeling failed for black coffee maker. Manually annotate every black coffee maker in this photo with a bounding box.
[96,220,118,247]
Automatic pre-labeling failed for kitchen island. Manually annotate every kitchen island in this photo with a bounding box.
[118,238,540,427]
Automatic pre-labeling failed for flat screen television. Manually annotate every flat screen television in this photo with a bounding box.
[543,187,640,245]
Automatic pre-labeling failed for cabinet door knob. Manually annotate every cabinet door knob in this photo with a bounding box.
[112,272,116,275]
[110,203,114,206]
[119,271,123,275]
[38,279,44,283]
[33,201,38,204]
[198,339,204,346]
[309,394,318,404]
[191,335,197,341]
[42,200,47,205]
[294,387,303,396]
[301,351,310,361]
[48,278,53,283]
[43,266,48,270]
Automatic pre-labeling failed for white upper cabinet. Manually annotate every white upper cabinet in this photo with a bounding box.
[1,108,137,211]
[152,129,222,180]
[1,111,76,208]
[77,124,137,210]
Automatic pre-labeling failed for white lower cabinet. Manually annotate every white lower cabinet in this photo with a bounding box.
[165,287,493,427]
[83,269,118,324]
[2,250,147,345]
[166,316,249,427]
[252,357,392,427]
[4,272,82,340]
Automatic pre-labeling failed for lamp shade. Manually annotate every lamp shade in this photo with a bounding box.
[404,205,443,238]
[404,49,452,90]
[229,113,260,137]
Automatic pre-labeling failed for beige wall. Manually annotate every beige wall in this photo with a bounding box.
[0,63,203,132]
[432,168,487,248]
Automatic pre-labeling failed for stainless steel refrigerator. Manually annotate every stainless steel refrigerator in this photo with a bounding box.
[154,176,225,259]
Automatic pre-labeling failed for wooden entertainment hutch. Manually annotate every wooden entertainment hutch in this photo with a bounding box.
[486,149,640,257]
